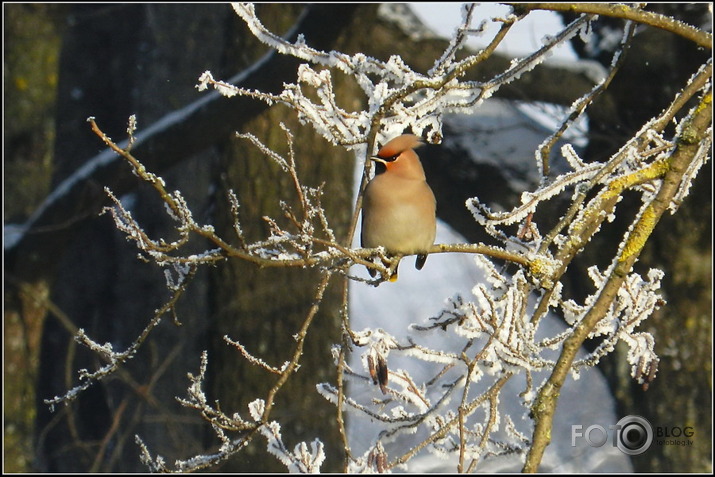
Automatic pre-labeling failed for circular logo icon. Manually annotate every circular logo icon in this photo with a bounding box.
[616,415,653,455]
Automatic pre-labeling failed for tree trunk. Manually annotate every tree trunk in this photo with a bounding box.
[33,4,240,471]
[207,111,354,472]
[28,4,358,472]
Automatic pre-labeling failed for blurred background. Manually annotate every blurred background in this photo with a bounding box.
[4,3,711,472]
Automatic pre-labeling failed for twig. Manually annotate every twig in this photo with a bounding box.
[512,3,712,48]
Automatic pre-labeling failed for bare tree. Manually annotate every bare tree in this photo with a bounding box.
[6,2,710,473]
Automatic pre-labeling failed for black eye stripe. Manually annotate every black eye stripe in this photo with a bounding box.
[374,161,387,174]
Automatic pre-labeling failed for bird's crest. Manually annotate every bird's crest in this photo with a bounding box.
[376,134,424,159]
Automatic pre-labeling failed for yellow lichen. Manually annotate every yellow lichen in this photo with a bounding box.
[529,257,556,289]
[693,91,712,116]
[679,93,712,145]
[603,157,670,201]
[620,205,658,262]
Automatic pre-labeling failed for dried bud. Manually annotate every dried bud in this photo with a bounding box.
[376,354,389,394]
[368,354,378,385]
[635,355,659,391]
[367,349,389,393]
[367,442,388,473]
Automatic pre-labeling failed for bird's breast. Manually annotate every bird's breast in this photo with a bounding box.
[362,176,436,254]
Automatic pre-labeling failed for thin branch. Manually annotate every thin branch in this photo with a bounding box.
[261,270,333,422]
[537,20,637,177]
[512,3,712,48]
[388,374,513,470]
[44,265,198,410]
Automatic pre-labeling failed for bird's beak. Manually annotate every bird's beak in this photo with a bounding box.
[370,155,388,165]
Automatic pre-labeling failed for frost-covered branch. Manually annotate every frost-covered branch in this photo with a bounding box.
[51,2,712,473]
[44,263,197,411]
[523,85,712,472]
[537,19,637,177]
[512,2,713,48]
[202,3,595,152]
[137,270,334,472]
[92,116,532,284]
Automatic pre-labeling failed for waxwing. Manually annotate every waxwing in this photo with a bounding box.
[361,134,437,281]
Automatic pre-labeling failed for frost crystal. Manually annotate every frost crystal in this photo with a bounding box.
[248,399,266,421]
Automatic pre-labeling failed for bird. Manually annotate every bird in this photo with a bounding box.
[361,134,437,281]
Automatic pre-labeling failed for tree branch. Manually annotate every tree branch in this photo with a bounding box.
[523,88,712,472]
[512,3,712,48]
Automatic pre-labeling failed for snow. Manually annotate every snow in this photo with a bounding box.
[378,3,439,42]
[346,97,633,471]
[348,222,631,472]
[410,3,579,61]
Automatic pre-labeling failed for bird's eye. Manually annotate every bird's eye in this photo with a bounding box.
[385,154,399,162]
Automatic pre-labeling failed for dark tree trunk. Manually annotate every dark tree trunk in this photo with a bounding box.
[33,4,231,471]
[207,113,353,472]
[27,3,359,472]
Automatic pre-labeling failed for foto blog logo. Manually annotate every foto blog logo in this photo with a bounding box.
[571,415,654,455]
